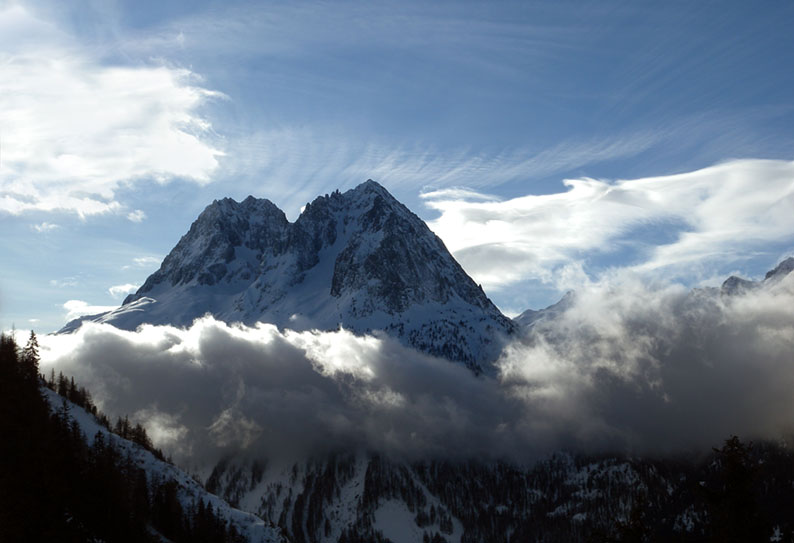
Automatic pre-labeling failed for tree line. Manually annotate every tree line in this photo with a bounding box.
[0,331,245,542]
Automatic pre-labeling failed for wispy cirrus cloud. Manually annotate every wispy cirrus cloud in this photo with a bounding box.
[49,277,79,288]
[0,4,223,218]
[219,126,667,218]
[423,159,794,291]
[141,1,581,71]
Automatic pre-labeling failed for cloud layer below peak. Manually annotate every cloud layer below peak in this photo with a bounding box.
[40,268,794,467]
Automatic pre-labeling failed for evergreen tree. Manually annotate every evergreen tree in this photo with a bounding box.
[20,330,40,383]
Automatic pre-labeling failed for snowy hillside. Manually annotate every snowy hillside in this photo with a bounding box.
[41,387,285,543]
[59,180,514,373]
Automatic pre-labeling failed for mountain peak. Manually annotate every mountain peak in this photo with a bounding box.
[356,178,389,194]
[63,181,514,372]
[303,179,399,213]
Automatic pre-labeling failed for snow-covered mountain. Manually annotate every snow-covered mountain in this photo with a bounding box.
[513,257,794,330]
[60,180,515,373]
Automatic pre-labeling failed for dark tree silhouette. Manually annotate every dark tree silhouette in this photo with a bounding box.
[0,332,243,542]
[702,435,767,542]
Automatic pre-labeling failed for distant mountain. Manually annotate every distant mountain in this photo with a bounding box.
[721,256,794,295]
[60,180,515,373]
[513,290,576,329]
[512,257,794,330]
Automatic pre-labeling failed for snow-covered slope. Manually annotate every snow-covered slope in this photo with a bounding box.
[59,180,514,372]
[42,387,285,543]
[206,453,466,543]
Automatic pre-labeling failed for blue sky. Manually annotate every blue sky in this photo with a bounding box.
[1,0,794,332]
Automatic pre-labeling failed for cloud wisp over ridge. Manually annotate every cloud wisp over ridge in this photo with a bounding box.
[41,268,794,466]
[423,158,794,291]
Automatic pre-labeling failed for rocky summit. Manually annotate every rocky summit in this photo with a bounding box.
[60,180,515,373]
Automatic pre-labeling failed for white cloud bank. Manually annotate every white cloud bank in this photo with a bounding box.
[0,4,223,218]
[424,159,794,291]
[40,268,794,466]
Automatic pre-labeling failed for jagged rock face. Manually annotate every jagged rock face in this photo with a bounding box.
[327,189,494,316]
[65,180,514,371]
[131,196,290,294]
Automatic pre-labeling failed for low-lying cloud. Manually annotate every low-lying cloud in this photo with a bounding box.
[42,321,516,464]
[41,269,794,467]
[501,270,794,455]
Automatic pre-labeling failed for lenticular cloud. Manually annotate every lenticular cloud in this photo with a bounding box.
[40,270,794,467]
[424,159,794,291]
